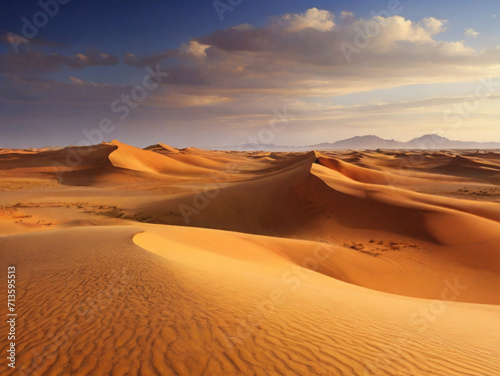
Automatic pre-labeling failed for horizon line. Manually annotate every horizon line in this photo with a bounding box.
[2,133,500,151]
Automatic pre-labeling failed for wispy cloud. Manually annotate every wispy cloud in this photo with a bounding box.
[0,49,119,74]
[464,28,479,37]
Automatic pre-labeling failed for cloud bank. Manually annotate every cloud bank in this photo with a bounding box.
[1,8,500,146]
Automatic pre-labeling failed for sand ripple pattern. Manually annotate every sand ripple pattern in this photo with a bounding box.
[1,226,499,376]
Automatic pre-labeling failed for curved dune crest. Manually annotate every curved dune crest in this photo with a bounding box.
[316,153,422,186]
[131,224,500,303]
[107,140,220,176]
[144,143,180,153]
[149,150,500,246]
[311,161,500,246]
[134,150,500,276]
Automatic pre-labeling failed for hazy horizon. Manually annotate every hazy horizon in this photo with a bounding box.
[2,133,500,151]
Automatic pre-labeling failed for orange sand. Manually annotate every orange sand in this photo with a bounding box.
[1,143,499,375]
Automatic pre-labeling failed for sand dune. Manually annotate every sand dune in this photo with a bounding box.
[0,144,116,175]
[1,225,499,376]
[0,141,240,185]
[1,142,499,375]
[107,140,222,176]
[137,151,500,243]
[144,143,180,153]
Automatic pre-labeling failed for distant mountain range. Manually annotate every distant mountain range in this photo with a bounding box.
[211,134,500,151]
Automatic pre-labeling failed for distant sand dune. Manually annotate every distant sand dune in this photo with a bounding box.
[107,140,220,176]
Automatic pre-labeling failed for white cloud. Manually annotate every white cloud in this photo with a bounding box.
[180,40,210,58]
[272,7,335,32]
[119,9,499,98]
[464,28,479,37]
[420,17,447,34]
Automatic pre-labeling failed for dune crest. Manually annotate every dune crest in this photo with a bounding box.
[107,140,220,176]
[144,143,180,153]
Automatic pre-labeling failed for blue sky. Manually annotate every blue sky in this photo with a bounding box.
[1,0,499,147]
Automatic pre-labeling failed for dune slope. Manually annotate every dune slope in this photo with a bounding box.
[1,225,499,376]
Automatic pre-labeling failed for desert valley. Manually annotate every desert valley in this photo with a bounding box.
[0,140,499,375]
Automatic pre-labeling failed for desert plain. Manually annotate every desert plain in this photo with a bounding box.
[0,140,499,376]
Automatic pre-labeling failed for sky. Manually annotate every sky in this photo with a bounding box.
[0,0,499,148]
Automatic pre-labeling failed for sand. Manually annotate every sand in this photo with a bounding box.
[0,143,499,375]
